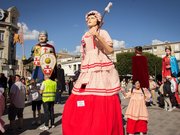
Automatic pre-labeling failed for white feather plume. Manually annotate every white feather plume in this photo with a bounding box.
[105,2,113,13]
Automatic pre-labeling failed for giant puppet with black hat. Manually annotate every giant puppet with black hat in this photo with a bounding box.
[23,31,57,83]
[132,46,149,88]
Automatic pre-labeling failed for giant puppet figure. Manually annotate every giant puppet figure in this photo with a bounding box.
[162,45,179,78]
[162,45,180,104]
[23,31,56,82]
[132,46,149,88]
[62,3,124,135]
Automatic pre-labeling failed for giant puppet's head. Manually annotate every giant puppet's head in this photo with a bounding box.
[85,10,102,28]
[134,46,142,56]
[38,31,48,43]
[165,45,171,56]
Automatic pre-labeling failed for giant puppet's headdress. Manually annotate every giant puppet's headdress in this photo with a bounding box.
[165,45,171,51]
[134,46,143,54]
[85,10,102,23]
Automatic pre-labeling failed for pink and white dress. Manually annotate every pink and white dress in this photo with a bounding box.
[125,88,151,134]
[62,29,124,135]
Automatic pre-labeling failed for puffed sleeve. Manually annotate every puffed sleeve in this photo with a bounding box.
[100,29,113,47]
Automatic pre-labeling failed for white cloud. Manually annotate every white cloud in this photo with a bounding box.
[152,39,169,45]
[113,39,125,50]
[75,45,81,53]
[17,22,39,40]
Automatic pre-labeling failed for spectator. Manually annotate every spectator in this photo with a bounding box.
[149,76,157,105]
[56,64,65,104]
[8,75,26,132]
[8,75,14,95]
[126,79,133,92]
[39,75,57,130]
[68,77,73,95]
[162,77,173,111]
[0,73,7,108]
[121,78,127,90]
[28,82,42,125]
[0,85,5,133]
[167,76,178,109]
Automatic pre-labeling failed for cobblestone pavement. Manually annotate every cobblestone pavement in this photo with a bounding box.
[1,96,180,135]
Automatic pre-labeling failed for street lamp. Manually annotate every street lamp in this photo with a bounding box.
[9,64,14,76]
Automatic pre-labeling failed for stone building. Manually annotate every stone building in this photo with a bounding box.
[0,6,19,76]
[112,42,180,65]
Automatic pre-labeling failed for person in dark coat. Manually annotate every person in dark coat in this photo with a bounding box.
[0,73,7,108]
[56,64,65,104]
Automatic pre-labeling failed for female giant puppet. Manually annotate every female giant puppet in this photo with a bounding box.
[23,31,56,82]
[162,45,179,78]
[62,8,124,135]
[162,45,180,104]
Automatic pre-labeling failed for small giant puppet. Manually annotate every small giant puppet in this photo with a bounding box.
[23,31,57,82]
[162,45,179,78]
[132,46,149,88]
[162,45,180,104]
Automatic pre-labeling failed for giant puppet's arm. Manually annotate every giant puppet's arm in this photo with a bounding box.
[95,32,113,54]
[170,56,179,77]
[162,57,166,77]
[89,27,113,55]
[22,47,34,65]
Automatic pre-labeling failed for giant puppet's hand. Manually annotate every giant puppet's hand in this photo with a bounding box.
[22,56,34,65]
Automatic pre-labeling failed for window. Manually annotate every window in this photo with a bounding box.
[0,31,4,42]
[78,64,81,70]
[12,17,17,24]
[0,50,2,58]
[73,64,77,71]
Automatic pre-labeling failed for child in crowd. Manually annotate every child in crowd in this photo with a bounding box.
[159,77,173,111]
[28,82,42,125]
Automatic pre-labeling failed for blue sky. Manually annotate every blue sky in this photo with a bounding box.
[1,0,180,58]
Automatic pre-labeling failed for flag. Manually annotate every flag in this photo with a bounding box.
[13,25,24,45]
[13,33,20,45]
[18,25,24,45]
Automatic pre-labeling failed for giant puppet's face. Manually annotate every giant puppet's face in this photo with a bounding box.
[87,15,98,28]
[165,49,171,56]
[38,34,48,43]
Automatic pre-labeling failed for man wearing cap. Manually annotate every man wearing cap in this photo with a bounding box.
[23,31,56,83]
